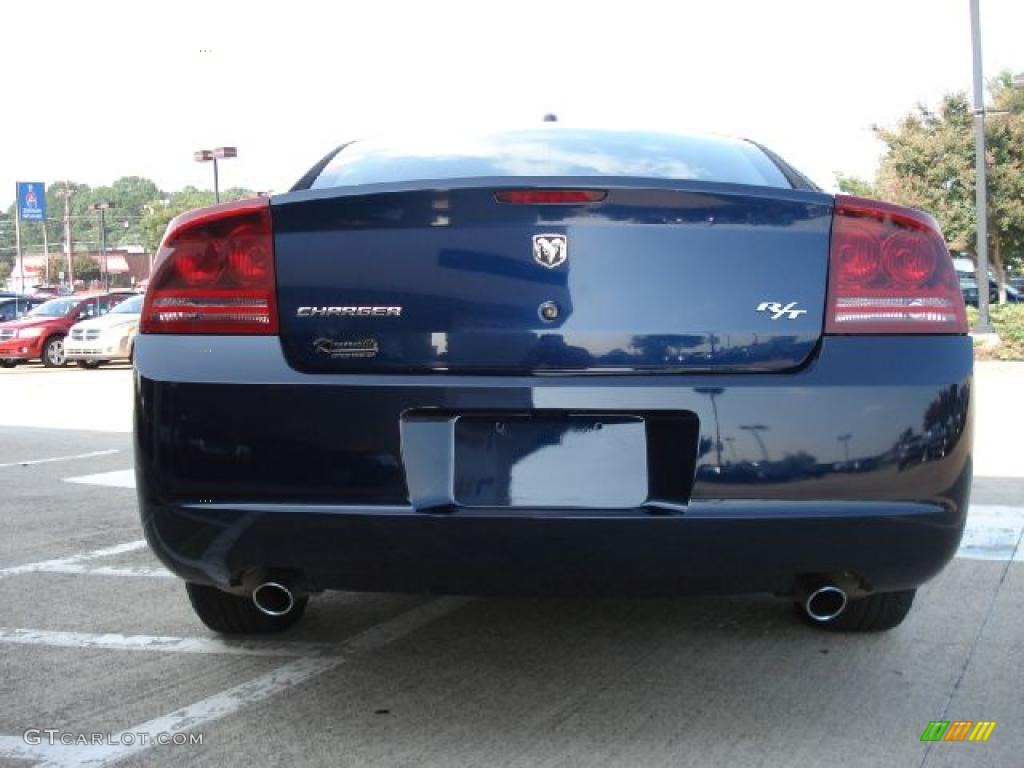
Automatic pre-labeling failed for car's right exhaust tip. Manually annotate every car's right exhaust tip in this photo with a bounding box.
[800,582,848,622]
[252,581,296,617]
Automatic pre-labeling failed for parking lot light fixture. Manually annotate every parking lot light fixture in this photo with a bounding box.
[90,202,114,292]
[194,146,238,203]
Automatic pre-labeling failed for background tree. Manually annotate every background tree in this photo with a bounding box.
[869,72,1024,301]
[834,173,878,198]
[139,186,254,253]
[4,180,254,259]
[987,72,1024,285]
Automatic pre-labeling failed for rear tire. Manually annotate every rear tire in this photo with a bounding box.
[798,589,916,632]
[76,360,103,369]
[185,582,308,634]
[0,360,15,368]
[41,336,67,367]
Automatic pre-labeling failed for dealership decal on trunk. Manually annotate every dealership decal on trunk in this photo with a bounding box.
[312,337,380,358]
[756,301,807,320]
[532,234,568,269]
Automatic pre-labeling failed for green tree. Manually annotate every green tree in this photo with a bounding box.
[71,255,101,282]
[140,186,255,253]
[872,73,1024,302]
[987,72,1024,284]
[834,173,877,198]
[6,179,257,276]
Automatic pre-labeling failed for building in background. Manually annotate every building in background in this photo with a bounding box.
[4,247,151,293]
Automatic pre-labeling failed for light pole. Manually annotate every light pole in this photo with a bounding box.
[91,202,113,292]
[696,387,725,467]
[969,0,994,333]
[57,184,74,292]
[194,146,237,203]
[739,424,770,463]
[837,433,852,463]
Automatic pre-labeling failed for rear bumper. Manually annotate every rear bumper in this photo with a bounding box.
[134,335,973,597]
[141,498,967,597]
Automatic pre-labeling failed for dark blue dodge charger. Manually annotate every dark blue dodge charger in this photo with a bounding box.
[134,128,972,634]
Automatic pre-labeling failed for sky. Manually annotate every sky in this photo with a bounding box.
[1,0,1022,209]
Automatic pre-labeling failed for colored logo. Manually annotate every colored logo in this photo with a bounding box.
[920,721,996,742]
[16,181,46,221]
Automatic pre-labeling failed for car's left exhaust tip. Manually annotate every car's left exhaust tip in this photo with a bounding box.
[796,577,849,622]
[252,581,296,617]
[804,585,847,622]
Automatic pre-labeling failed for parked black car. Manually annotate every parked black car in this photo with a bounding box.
[959,277,981,307]
[957,276,1022,306]
[135,128,972,637]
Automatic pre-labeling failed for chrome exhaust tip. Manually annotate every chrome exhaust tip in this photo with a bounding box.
[804,584,848,622]
[252,581,296,617]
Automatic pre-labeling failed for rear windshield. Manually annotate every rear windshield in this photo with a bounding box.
[311,129,791,190]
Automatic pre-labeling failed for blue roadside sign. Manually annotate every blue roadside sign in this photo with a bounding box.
[17,182,46,221]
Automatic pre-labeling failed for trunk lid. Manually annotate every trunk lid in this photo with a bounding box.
[272,182,832,373]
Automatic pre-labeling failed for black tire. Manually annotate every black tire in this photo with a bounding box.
[798,589,916,632]
[41,336,67,367]
[185,582,308,634]
[76,360,103,369]
[0,360,15,368]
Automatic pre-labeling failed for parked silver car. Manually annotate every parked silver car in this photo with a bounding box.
[65,294,143,368]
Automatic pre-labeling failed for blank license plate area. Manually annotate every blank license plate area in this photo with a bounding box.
[453,414,648,508]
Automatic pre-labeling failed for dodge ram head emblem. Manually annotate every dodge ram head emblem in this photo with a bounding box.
[532,234,568,269]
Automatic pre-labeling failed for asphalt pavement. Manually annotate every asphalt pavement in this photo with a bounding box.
[0,362,1021,768]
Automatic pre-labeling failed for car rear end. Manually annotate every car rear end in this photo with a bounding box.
[134,129,971,631]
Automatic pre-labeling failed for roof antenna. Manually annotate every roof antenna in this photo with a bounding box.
[542,113,558,123]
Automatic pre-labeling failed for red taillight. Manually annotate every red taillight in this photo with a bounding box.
[495,189,607,204]
[825,196,967,334]
[141,198,278,334]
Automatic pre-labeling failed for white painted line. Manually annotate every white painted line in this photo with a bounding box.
[0,735,80,764]
[22,597,469,768]
[29,563,173,579]
[0,449,119,469]
[0,627,344,658]
[63,469,135,489]
[0,540,147,580]
[958,505,1024,562]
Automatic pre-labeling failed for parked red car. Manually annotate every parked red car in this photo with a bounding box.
[0,294,128,368]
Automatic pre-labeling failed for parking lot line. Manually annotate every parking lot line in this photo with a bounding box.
[7,597,469,768]
[0,735,78,764]
[0,449,120,469]
[956,505,1024,562]
[0,628,346,658]
[62,469,134,489]
[0,540,147,581]
[30,563,173,578]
